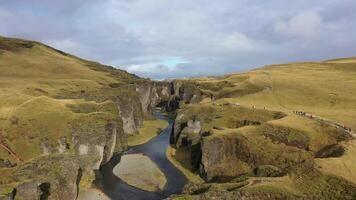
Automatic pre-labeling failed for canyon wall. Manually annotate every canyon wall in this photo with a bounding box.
[0,80,184,200]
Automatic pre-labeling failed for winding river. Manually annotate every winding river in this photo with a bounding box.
[94,110,187,200]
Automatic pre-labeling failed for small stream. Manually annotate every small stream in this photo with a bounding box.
[94,110,187,200]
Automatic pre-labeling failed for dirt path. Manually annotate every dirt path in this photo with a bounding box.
[0,142,23,162]
[0,130,23,162]
[294,111,355,138]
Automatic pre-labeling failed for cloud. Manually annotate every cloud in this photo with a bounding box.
[1,0,355,79]
[275,11,323,41]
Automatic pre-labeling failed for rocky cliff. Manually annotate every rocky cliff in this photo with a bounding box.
[167,66,356,199]
[0,81,181,199]
[2,36,356,200]
[0,36,182,200]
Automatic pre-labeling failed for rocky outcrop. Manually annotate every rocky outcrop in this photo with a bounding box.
[175,82,204,104]
[115,92,143,136]
[136,82,174,113]
[136,81,206,114]
[170,112,187,145]
[0,155,82,200]
[176,120,202,148]
[169,104,313,182]
[0,159,14,168]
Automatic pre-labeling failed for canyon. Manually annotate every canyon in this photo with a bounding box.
[1,36,356,200]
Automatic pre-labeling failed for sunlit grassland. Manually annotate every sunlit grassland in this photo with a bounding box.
[171,58,356,197]
[315,139,356,184]
[0,36,141,165]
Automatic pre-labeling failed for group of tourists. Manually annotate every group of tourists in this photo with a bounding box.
[251,105,266,110]
[344,126,352,133]
[294,110,352,133]
[294,111,307,116]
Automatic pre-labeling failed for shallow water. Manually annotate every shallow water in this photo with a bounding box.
[94,111,187,200]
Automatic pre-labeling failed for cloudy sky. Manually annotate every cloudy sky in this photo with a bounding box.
[1,0,355,79]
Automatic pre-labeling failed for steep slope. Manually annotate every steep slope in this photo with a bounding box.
[0,36,174,199]
[168,58,356,199]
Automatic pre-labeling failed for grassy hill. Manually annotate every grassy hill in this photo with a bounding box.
[0,36,159,198]
[0,36,141,163]
[168,58,356,199]
[193,59,356,130]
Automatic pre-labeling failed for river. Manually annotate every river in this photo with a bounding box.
[93,110,187,200]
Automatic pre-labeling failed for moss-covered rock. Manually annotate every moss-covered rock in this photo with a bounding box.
[252,165,284,177]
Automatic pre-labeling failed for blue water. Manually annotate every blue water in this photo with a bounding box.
[94,111,187,200]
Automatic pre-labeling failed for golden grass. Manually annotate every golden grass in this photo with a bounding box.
[191,60,356,131]
[222,62,356,129]
[1,36,356,197]
[315,140,356,184]
[0,36,141,165]
[267,115,338,152]
[0,96,75,161]
[175,58,356,197]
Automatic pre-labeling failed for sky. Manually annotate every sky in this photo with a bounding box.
[1,0,356,79]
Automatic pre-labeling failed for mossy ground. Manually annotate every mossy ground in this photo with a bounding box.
[166,146,204,184]
[177,103,284,133]
[128,119,168,146]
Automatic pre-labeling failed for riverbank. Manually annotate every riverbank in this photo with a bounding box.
[166,146,204,184]
[128,119,169,146]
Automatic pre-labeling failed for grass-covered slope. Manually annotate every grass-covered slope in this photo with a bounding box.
[0,36,139,162]
[169,57,356,199]
[193,59,356,130]
[128,118,169,146]
[0,36,153,198]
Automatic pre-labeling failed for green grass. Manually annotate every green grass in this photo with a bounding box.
[127,119,168,146]
[1,96,74,161]
[203,128,313,175]
[292,170,356,199]
[176,103,284,133]
[79,172,96,189]
[242,184,300,199]
[0,183,16,197]
[166,146,205,184]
